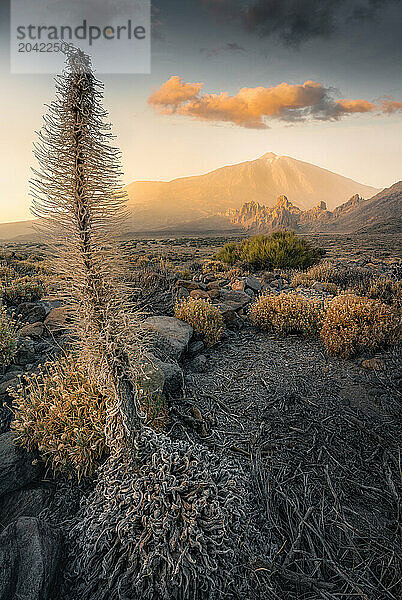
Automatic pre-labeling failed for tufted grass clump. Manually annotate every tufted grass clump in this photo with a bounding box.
[0,307,18,369]
[351,277,402,306]
[249,291,325,337]
[1,275,46,305]
[202,259,229,274]
[216,231,324,271]
[11,356,108,480]
[175,297,225,344]
[291,261,371,291]
[321,294,401,358]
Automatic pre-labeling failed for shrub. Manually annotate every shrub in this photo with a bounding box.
[11,355,169,479]
[291,261,371,290]
[1,275,46,305]
[321,294,400,358]
[202,259,229,274]
[352,277,402,306]
[175,297,225,344]
[216,231,324,271]
[249,292,325,337]
[214,242,239,266]
[11,356,108,480]
[0,307,18,368]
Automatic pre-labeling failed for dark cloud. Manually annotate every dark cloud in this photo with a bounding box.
[203,0,401,46]
[200,42,246,57]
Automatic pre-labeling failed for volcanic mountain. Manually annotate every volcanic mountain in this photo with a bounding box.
[125,153,379,231]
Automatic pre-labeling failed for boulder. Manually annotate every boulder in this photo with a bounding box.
[18,322,44,338]
[207,288,220,300]
[0,517,61,600]
[0,432,43,497]
[190,289,210,300]
[15,338,36,366]
[214,301,239,323]
[144,316,193,360]
[232,279,246,292]
[206,281,220,290]
[219,289,251,307]
[311,281,325,292]
[244,275,262,292]
[188,340,205,355]
[147,355,183,397]
[176,280,205,291]
[0,487,53,529]
[17,303,47,324]
[189,355,208,373]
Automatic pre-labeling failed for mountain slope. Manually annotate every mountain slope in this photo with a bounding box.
[125,153,379,231]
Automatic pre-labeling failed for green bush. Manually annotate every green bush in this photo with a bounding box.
[249,291,325,337]
[175,297,225,344]
[321,294,400,358]
[0,307,18,368]
[216,231,324,271]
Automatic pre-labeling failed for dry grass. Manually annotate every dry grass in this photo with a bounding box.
[1,275,46,305]
[175,297,225,344]
[321,294,400,358]
[249,292,325,337]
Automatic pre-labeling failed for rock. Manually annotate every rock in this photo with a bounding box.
[176,286,190,300]
[190,289,210,300]
[0,517,61,600]
[43,306,69,331]
[17,303,47,324]
[214,301,239,323]
[189,355,208,373]
[0,487,53,529]
[18,322,44,338]
[261,272,275,284]
[207,288,220,300]
[15,338,36,366]
[144,316,193,360]
[0,378,19,396]
[176,280,205,291]
[150,356,183,397]
[206,281,220,290]
[219,289,251,307]
[361,358,385,370]
[311,281,325,292]
[232,279,246,291]
[244,287,255,298]
[0,432,43,497]
[138,359,165,397]
[244,275,262,292]
[188,340,205,355]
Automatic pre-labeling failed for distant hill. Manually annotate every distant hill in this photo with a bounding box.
[222,183,401,235]
[0,219,39,242]
[125,153,379,231]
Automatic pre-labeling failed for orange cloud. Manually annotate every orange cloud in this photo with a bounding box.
[380,100,402,114]
[148,76,401,128]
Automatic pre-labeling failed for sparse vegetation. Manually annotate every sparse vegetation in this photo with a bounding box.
[321,294,400,358]
[0,307,18,368]
[249,291,325,337]
[1,275,46,305]
[175,297,225,344]
[216,231,325,270]
[291,261,371,290]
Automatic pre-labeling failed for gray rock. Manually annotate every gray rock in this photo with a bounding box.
[311,281,325,292]
[0,432,43,497]
[148,355,183,397]
[219,289,251,307]
[0,487,53,529]
[244,287,255,298]
[244,275,262,292]
[0,517,61,600]
[188,340,205,355]
[144,316,193,360]
[189,355,208,373]
[17,303,47,324]
[15,338,36,366]
[176,286,190,300]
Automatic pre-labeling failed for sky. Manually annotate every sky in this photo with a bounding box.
[0,0,401,223]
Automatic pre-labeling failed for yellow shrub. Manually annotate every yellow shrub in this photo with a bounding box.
[174,297,225,344]
[202,260,228,274]
[0,307,18,367]
[321,294,400,358]
[249,292,324,337]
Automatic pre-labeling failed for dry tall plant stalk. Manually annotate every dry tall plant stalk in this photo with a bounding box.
[30,45,146,451]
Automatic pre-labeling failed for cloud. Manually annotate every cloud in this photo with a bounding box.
[148,76,396,128]
[203,0,399,46]
[380,99,402,113]
[200,42,246,57]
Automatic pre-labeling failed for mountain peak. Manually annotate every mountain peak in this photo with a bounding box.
[260,152,277,160]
